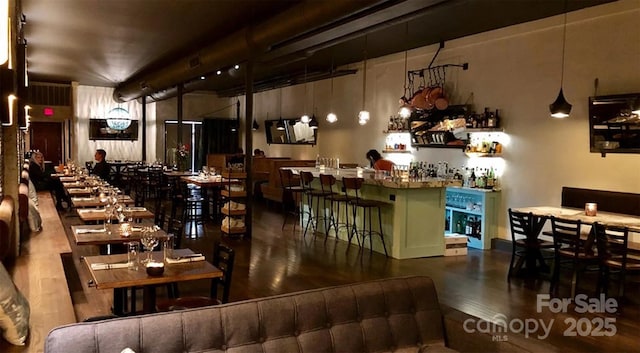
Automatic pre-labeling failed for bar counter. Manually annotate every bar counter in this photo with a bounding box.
[290,167,462,259]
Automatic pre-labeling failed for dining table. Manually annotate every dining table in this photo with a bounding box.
[83,249,222,315]
[511,206,640,274]
[180,175,242,220]
[71,223,168,246]
[76,206,155,223]
[71,195,134,208]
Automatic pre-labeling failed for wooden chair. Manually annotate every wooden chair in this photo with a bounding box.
[594,222,640,299]
[156,242,235,311]
[550,217,599,297]
[507,209,554,279]
[319,174,350,242]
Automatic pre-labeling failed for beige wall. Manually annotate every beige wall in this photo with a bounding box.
[137,0,640,241]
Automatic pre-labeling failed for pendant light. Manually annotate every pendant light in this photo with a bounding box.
[308,78,318,129]
[398,23,412,119]
[276,88,285,130]
[358,35,370,125]
[252,93,259,130]
[549,1,572,119]
[300,64,310,124]
[327,55,338,123]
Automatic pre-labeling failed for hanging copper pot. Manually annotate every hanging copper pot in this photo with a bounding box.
[411,88,429,110]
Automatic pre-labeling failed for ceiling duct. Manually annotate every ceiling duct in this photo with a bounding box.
[114,0,387,102]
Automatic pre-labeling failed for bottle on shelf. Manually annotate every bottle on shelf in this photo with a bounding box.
[315,154,320,170]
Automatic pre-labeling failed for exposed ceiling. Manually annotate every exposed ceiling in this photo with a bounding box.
[21,0,615,101]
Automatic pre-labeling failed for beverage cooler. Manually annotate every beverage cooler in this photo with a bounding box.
[444,187,500,249]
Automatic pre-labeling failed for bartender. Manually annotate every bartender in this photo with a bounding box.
[366,149,395,172]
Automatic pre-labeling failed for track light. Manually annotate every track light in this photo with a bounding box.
[200,76,205,80]
[234,64,240,70]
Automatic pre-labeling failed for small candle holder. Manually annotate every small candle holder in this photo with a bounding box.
[120,223,132,238]
[585,203,597,217]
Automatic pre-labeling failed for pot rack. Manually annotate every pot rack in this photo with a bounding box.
[405,41,469,98]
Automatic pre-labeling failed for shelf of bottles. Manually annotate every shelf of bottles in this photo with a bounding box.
[444,186,500,250]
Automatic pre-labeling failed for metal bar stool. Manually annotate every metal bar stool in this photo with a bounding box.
[319,174,350,242]
[342,177,389,256]
[182,181,205,238]
[279,168,305,232]
[299,171,333,238]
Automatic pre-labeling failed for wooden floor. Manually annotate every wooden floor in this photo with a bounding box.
[59,199,640,353]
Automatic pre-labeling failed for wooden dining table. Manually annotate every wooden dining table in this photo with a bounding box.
[180,175,242,220]
[83,249,222,315]
[512,206,640,274]
[71,195,134,208]
[71,224,168,246]
[77,207,155,223]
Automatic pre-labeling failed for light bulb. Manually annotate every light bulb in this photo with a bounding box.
[300,114,310,124]
[326,113,337,123]
[358,110,370,121]
[358,118,367,126]
[399,105,412,119]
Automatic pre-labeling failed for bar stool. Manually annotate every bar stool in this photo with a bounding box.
[319,174,350,242]
[299,171,333,238]
[279,168,305,231]
[182,182,205,238]
[342,177,389,256]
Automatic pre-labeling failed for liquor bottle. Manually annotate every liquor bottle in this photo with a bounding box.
[487,112,496,128]
[494,109,501,128]
[469,169,476,188]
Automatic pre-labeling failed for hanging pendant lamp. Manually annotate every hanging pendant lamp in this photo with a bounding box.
[277,88,285,130]
[549,1,572,119]
[327,55,338,123]
[358,36,370,125]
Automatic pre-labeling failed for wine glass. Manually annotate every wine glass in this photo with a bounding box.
[104,204,113,232]
[140,226,159,264]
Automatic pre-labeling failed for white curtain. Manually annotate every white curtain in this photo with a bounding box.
[75,86,156,164]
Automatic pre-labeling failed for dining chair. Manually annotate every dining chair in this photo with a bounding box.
[156,242,235,311]
[594,222,640,299]
[507,208,554,280]
[550,217,599,297]
[342,177,389,257]
[299,171,332,238]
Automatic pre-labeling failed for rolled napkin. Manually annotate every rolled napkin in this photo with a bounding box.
[90,262,129,270]
[126,207,147,212]
[75,228,106,234]
[131,227,143,232]
[165,254,205,264]
[72,197,94,201]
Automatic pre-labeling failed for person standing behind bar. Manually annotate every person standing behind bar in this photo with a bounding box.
[91,149,111,181]
[366,149,395,172]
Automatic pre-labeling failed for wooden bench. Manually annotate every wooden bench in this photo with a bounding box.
[561,186,640,216]
[0,192,76,353]
[260,160,315,204]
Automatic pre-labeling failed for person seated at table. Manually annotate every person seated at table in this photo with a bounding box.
[366,149,395,172]
[253,148,265,157]
[28,151,69,209]
[91,149,111,182]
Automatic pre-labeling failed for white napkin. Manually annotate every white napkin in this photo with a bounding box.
[72,197,94,201]
[126,207,147,212]
[165,255,205,264]
[75,228,106,234]
[78,209,102,214]
[131,227,143,232]
[91,262,129,270]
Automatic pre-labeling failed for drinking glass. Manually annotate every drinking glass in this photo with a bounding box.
[140,226,159,264]
[163,234,174,262]
[104,204,113,232]
[127,242,140,270]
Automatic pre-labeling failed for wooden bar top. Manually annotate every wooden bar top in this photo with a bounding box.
[287,167,462,189]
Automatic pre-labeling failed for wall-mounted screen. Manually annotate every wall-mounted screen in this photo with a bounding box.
[265,119,317,145]
[89,119,139,140]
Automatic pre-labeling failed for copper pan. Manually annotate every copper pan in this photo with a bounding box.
[411,89,429,110]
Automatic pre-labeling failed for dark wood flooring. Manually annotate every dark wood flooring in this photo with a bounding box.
[60,199,640,353]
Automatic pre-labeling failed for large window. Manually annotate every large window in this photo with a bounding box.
[164,121,202,171]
